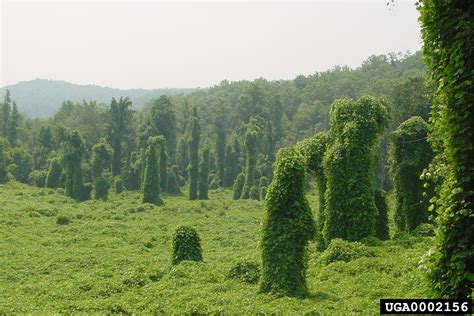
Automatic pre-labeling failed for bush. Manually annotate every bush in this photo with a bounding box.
[227,261,260,284]
[232,173,245,200]
[115,177,123,194]
[30,170,47,188]
[56,215,71,225]
[249,185,260,200]
[167,171,181,194]
[94,175,110,200]
[45,157,62,189]
[171,226,202,265]
[320,238,375,264]
[413,223,435,237]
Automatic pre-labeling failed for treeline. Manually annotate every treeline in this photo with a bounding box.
[0,52,430,200]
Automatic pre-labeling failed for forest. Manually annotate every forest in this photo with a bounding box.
[0,1,472,314]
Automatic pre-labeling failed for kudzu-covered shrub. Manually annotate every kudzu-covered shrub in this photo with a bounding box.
[249,185,260,200]
[198,147,209,200]
[171,226,202,265]
[56,215,71,225]
[413,223,435,237]
[232,173,245,200]
[320,238,375,264]
[240,129,257,199]
[8,147,33,183]
[296,131,331,250]
[260,147,315,297]
[115,176,123,194]
[227,261,260,284]
[390,116,433,233]
[374,188,390,240]
[209,177,219,190]
[324,96,388,243]
[46,157,62,189]
[260,186,267,201]
[94,176,110,200]
[30,170,47,188]
[143,136,163,205]
[63,130,90,202]
[167,170,181,195]
[92,140,113,200]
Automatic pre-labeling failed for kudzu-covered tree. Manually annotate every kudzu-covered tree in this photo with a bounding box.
[296,131,331,249]
[224,144,238,187]
[0,138,8,183]
[390,117,433,233]
[171,226,203,265]
[63,130,90,201]
[260,147,315,297]
[233,173,245,200]
[240,129,257,199]
[188,107,200,200]
[260,186,267,200]
[107,97,133,177]
[149,96,177,164]
[6,102,18,147]
[177,136,189,180]
[46,157,62,189]
[157,137,168,193]
[91,139,113,200]
[142,136,163,205]
[324,96,388,243]
[167,165,181,195]
[115,176,123,194]
[374,188,390,240]
[215,118,226,186]
[198,146,209,200]
[418,0,473,298]
[249,185,260,200]
[8,147,33,183]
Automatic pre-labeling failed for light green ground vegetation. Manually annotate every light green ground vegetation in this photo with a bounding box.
[1,182,431,314]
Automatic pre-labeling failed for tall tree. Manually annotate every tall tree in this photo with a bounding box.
[149,95,177,165]
[142,136,163,205]
[187,107,200,200]
[240,128,258,199]
[108,97,133,177]
[214,118,226,186]
[91,139,113,200]
[198,146,210,200]
[63,130,90,201]
[418,0,473,298]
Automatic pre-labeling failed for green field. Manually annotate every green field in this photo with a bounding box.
[0,182,432,314]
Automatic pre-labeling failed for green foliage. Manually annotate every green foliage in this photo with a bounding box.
[29,170,47,188]
[149,96,177,164]
[260,147,315,298]
[198,147,209,200]
[324,96,388,243]
[157,137,168,193]
[92,140,113,200]
[240,129,257,199]
[108,97,133,177]
[227,261,260,284]
[390,117,433,233]
[258,176,268,188]
[142,137,163,205]
[418,0,474,298]
[320,239,375,264]
[167,166,181,195]
[188,108,200,200]
[45,157,62,189]
[94,176,110,201]
[114,176,123,194]
[249,185,260,200]
[0,138,9,183]
[215,118,226,186]
[224,144,238,187]
[1,90,11,138]
[8,147,33,183]
[296,131,331,250]
[374,189,390,241]
[413,223,435,238]
[232,173,245,200]
[56,215,71,225]
[6,102,19,147]
[260,186,267,201]
[63,130,90,201]
[172,226,203,265]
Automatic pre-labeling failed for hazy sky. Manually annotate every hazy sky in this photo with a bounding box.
[1,1,421,89]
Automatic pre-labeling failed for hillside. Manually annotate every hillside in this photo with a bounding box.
[0,79,198,117]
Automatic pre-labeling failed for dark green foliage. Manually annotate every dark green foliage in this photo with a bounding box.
[249,185,260,200]
[142,136,163,205]
[1,90,11,137]
[30,170,47,187]
[149,96,177,164]
[324,96,388,243]
[56,215,71,225]
[114,177,123,194]
[232,173,245,200]
[125,152,141,191]
[108,97,133,177]
[157,137,168,193]
[260,186,267,200]
[390,117,433,233]
[296,131,331,249]
[171,226,202,265]
[215,119,226,186]
[45,157,62,189]
[259,176,268,188]
[209,176,219,190]
[92,140,113,200]
[320,239,375,264]
[0,138,9,183]
[374,189,390,240]
[177,137,189,180]
[8,147,33,183]
[413,223,435,237]
[240,129,257,199]
[6,102,19,147]
[187,108,200,200]
[224,144,238,187]
[167,166,181,195]
[198,147,209,200]
[227,261,260,284]
[63,130,90,201]
[418,0,474,299]
[260,147,315,297]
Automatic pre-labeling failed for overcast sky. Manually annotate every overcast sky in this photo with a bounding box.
[0,1,421,89]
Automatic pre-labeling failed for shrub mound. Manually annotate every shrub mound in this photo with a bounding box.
[321,238,375,264]
[171,226,203,265]
[227,261,260,284]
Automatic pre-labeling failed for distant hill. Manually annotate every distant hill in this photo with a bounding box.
[0,79,199,117]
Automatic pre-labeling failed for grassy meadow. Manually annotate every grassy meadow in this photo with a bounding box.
[0,182,432,314]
